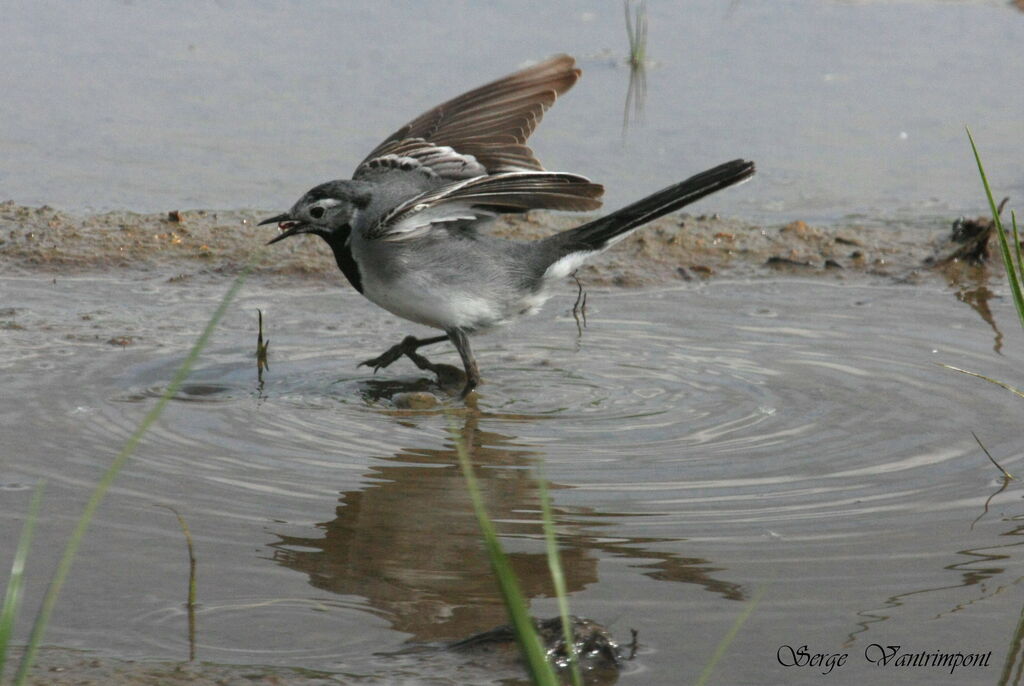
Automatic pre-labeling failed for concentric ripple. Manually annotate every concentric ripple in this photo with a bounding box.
[4,273,1022,679]
[522,283,1021,540]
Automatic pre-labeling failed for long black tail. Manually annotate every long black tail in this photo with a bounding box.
[551,159,755,254]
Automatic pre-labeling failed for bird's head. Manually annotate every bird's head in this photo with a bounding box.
[259,180,371,244]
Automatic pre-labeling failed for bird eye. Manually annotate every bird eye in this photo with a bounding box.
[309,206,325,219]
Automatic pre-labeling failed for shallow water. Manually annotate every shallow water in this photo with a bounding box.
[2,272,1023,684]
[2,0,1023,222]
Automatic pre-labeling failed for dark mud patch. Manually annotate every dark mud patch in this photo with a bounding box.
[0,201,995,287]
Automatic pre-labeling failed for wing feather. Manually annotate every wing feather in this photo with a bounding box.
[366,172,603,242]
[355,55,581,179]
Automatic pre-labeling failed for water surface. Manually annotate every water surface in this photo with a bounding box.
[2,273,1023,684]
[1,0,1022,222]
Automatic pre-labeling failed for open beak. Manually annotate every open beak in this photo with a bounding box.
[259,213,306,245]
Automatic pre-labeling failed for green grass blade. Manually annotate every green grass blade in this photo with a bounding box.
[695,585,766,686]
[448,417,558,686]
[625,0,648,66]
[13,253,261,685]
[157,505,198,661]
[939,364,1024,399]
[995,207,1024,331]
[537,469,583,686]
[967,128,1024,331]
[0,482,45,676]
[999,598,1024,686]
[1013,210,1023,302]
[624,0,636,55]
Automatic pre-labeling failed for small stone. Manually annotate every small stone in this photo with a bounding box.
[779,220,822,239]
[392,392,439,410]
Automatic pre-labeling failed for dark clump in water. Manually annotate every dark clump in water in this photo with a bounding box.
[927,197,1012,270]
[449,615,634,674]
[929,196,1007,268]
[943,199,1009,265]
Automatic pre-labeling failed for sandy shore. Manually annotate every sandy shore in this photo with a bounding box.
[0,201,997,287]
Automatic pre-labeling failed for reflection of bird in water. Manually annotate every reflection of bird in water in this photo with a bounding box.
[267,411,745,644]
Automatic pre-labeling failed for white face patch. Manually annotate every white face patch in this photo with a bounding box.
[313,198,341,210]
[304,197,343,223]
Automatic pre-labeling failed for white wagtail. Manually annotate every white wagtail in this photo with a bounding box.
[260,55,754,399]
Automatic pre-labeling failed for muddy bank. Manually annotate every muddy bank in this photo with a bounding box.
[0,201,993,286]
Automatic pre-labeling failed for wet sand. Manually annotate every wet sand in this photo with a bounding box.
[0,201,991,286]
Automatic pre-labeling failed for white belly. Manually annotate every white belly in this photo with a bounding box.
[361,271,501,331]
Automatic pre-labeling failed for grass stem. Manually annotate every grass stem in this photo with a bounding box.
[972,432,1015,481]
[12,252,261,685]
[695,585,765,686]
[157,505,198,662]
[537,470,583,686]
[939,364,1024,400]
[0,483,45,679]
[967,128,1024,330]
[448,415,558,686]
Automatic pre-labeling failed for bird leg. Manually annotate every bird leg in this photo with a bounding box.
[359,334,449,372]
[571,270,588,336]
[446,328,481,399]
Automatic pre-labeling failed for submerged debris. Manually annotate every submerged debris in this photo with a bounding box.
[450,615,635,673]
[933,198,1010,266]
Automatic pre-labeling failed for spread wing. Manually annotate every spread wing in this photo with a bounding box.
[365,172,603,242]
[354,55,591,183]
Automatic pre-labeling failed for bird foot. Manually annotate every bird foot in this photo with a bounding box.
[358,335,423,373]
[359,333,478,399]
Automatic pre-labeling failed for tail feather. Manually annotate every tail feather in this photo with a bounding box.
[553,159,755,255]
